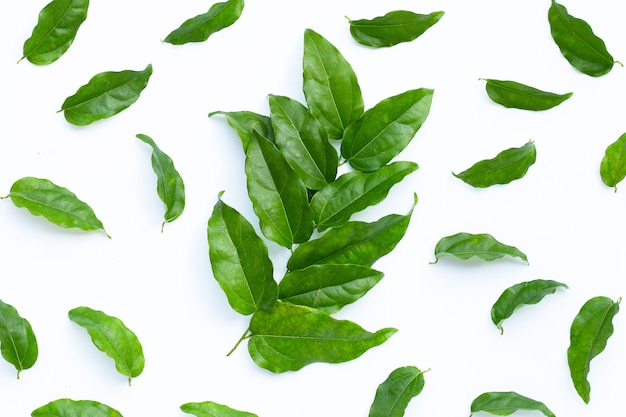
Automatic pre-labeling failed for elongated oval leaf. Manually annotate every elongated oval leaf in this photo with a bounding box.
[68,306,145,384]
[369,366,426,417]
[453,141,536,188]
[21,0,89,65]
[600,132,626,191]
[61,64,153,126]
[136,134,185,231]
[432,232,528,264]
[32,399,123,417]
[303,29,364,139]
[491,279,568,334]
[209,110,274,151]
[481,79,572,111]
[248,301,396,373]
[349,10,444,48]
[341,88,433,172]
[163,0,244,45]
[311,161,418,231]
[181,401,258,417]
[6,176,108,237]
[567,296,620,403]
[207,192,277,315]
[470,391,555,417]
[0,299,38,378]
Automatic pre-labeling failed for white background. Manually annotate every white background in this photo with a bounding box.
[1,0,626,416]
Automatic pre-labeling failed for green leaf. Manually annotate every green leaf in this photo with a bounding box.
[6,176,108,237]
[369,366,426,417]
[209,110,274,151]
[341,88,433,172]
[432,232,528,264]
[348,10,444,48]
[207,192,278,315]
[269,94,338,190]
[248,301,396,373]
[60,64,153,126]
[303,29,364,139]
[136,134,185,231]
[491,279,568,334]
[453,141,536,188]
[20,0,89,65]
[470,391,555,417]
[481,79,572,111]
[245,131,314,248]
[32,399,123,417]
[163,0,244,45]
[548,0,617,77]
[0,299,38,378]
[310,161,417,231]
[567,296,620,403]
[279,264,384,313]
[600,132,626,191]
[181,401,258,417]
[68,306,145,385]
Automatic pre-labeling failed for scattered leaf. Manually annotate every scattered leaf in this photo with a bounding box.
[32,399,123,417]
[470,391,555,417]
[432,232,528,264]
[0,299,38,378]
[181,401,258,417]
[600,132,626,191]
[481,79,572,110]
[369,366,427,417]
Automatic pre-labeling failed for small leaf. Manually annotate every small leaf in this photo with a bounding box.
[209,110,274,151]
[481,79,572,111]
[369,366,426,417]
[32,399,123,417]
[0,299,38,378]
[68,306,145,384]
[163,0,244,45]
[181,401,258,417]
[567,296,620,403]
[470,391,555,417]
[432,232,528,264]
[600,132,626,191]
[60,64,153,126]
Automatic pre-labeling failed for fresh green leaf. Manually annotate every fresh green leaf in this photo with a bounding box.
[207,192,277,315]
[60,64,153,126]
[163,0,244,45]
[68,306,145,385]
[136,134,185,231]
[248,301,396,373]
[341,88,433,172]
[567,296,620,403]
[20,0,89,65]
[303,29,364,139]
[181,401,258,417]
[0,299,38,378]
[600,132,626,191]
[481,79,572,111]
[32,399,123,417]
[5,177,108,237]
[348,10,444,48]
[369,366,426,417]
[432,232,528,264]
[209,110,274,150]
[453,141,536,188]
[491,279,568,334]
[470,391,555,417]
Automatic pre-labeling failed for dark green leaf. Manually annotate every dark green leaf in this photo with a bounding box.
[600,132,626,191]
[481,79,572,111]
[432,232,528,264]
[20,0,89,65]
[348,10,444,48]
[209,110,274,151]
[341,88,433,172]
[470,391,555,417]
[181,401,258,417]
[248,301,396,373]
[453,141,536,188]
[32,399,123,417]
[568,296,620,403]
[0,299,38,378]
[163,0,244,45]
[369,366,426,417]
[207,192,277,315]
[60,64,153,126]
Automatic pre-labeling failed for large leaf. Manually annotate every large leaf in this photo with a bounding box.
[470,391,555,417]
[32,399,123,417]
[181,401,258,417]
[0,299,38,378]
[369,366,426,417]
[209,110,274,151]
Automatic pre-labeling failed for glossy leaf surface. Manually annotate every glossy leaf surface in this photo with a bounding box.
[245,131,314,247]
[567,296,620,403]
[491,279,568,334]
[32,399,123,417]
[163,0,244,45]
[481,79,572,111]
[303,29,364,139]
[310,161,417,231]
[248,301,396,373]
[209,110,274,150]
[600,132,626,191]
[207,193,277,315]
[349,10,444,48]
[369,366,426,417]
[0,299,38,377]
[21,0,89,65]
[61,64,153,126]
[470,391,555,417]
[453,141,536,188]
[7,176,108,236]
[68,306,145,384]
[432,232,528,264]
[136,134,185,231]
[548,0,616,77]
[181,401,258,417]
[341,88,433,172]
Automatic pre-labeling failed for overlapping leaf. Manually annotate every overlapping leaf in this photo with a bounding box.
[209,110,274,150]
[0,299,38,378]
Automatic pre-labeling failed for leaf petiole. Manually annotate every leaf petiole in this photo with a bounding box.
[227,328,252,356]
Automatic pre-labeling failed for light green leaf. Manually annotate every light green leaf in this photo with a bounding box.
[600,132,626,191]
[470,391,555,417]
[0,299,38,378]
[181,401,258,417]
[432,232,528,264]
[32,399,124,417]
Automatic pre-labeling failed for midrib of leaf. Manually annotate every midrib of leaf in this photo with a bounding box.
[22,0,79,60]
[62,73,146,113]
[222,218,260,309]
[0,312,25,370]
[461,147,534,177]
[309,40,344,131]
[488,82,561,99]
[581,304,615,365]
[80,315,133,377]
[10,190,96,225]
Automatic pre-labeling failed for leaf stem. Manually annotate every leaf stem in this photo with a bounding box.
[227,327,252,356]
